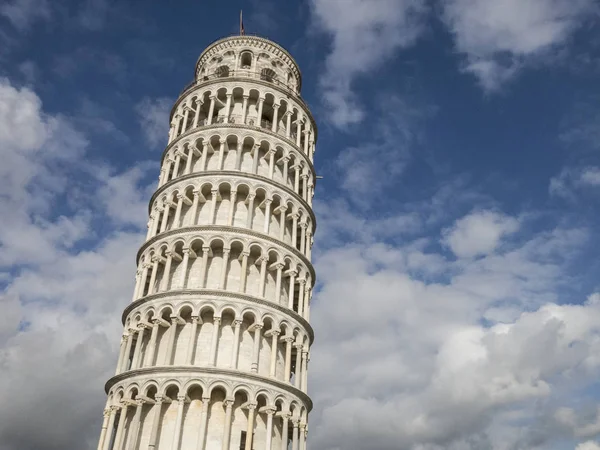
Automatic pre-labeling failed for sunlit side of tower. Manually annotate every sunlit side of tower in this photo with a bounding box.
[96,33,317,450]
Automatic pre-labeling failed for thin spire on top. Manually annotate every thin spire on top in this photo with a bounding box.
[240,10,245,36]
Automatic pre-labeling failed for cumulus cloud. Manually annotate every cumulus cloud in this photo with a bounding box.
[442,210,520,258]
[0,78,149,450]
[577,442,600,450]
[308,0,428,127]
[441,0,596,90]
[135,96,172,149]
[550,166,600,199]
[0,0,51,30]
[309,198,597,449]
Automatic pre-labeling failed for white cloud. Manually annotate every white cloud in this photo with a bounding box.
[0,78,148,450]
[0,0,51,30]
[550,166,600,199]
[441,0,596,90]
[308,0,428,126]
[576,442,600,450]
[135,96,172,149]
[442,210,520,258]
[309,201,597,449]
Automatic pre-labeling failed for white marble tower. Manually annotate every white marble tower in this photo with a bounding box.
[96,35,317,450]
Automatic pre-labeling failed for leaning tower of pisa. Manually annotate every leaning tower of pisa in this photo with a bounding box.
[96,34,317,450]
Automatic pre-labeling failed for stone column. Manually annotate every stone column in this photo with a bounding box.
[239,252,249,293]
[292,420,300,450]
[268,150,276,179]
[209,316,221,366]
[199,246,210,288]
[147,258,159,296]
[228,190,237,226]
[303,129,310,154]
[130,326,145,370]
[101,406,119,450]
[221,400,235,450]
[280,414,290,450]
[179,248,191,288]
[297,279,306,316]
[199,142,209,171]
[245,404,257,449]
[120,330,134,372]
[302,174,309,201]
[159,203,171,233]
[217,139,226,170]
[96,408,111,450]
[258,257,268,297]
[279,209,287,241]
[287,271,297,310]
[186,316,200,365]
[299,423,307,450]
[207,96,216,124]
[286,113,292,138]
[147,397,164,450]
[265,408,276,450]
[272,104,280,132]
[182,108,190,133]
[115,335,127,375]
[268,330,281,377]
[173,195,184,228]
[112,403,128,450]
[235,142,243,170]
[257,97,265,125]
[300,351,308,391]
[241,95,249,124]
[224,94,232,123]
[172,152,182,179]
[291,214,299,249]
[171,395,186,450]
[230,319,242,369]
[160,252,173,292]
[282,158,290,186]
[209,188,220,224]
[195,396,211,450]
[252,144,261,174]
[128,399,145,450]
[300,223,307,254]
[251,324,263,373]
[274,264,283,304]
[296,120,303,147]
[189,190,200,225]
[163,318,179,365]
[219,247,230,289]
[246,194,256,229]
[294,343,302,388]
[150,208,161,237]
[263,199,273,234]
[192,101,202,128]
[294,166,301,194]
[283,336,294,383]
[144,320,160,367]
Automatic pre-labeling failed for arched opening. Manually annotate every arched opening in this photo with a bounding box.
[240,52,253,69]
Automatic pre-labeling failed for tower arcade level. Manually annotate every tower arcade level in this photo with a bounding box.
[96,35,317,450]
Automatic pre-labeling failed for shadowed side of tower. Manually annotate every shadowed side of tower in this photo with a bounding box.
[96,35,317,450]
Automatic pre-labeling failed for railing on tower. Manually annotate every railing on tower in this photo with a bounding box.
[194,114,298,141]
[181,69,298,95]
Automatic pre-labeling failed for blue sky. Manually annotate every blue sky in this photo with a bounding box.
[1,0,600,449]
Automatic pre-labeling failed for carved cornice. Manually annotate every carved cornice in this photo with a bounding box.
[149,171,316,230]
[122,289,315,344]
[195,35,302,91]
[105,365,313,411]
[137,225,316,280]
